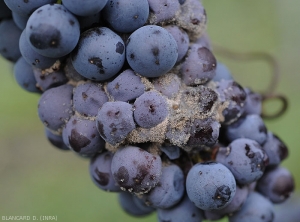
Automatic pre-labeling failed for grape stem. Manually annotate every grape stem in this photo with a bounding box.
[212,44,288,119]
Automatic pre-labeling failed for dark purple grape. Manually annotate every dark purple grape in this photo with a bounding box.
[96,101,135,145]
[62,115,105,157]
[118,192,155,217]
[229,192,274,222]
[225,114,268,145]
[142,164,185,209]
[257,166,294,204]
[187,117,220,148]
[216,138,269,185]
[89,151,121,192]
[147,0,180,24]
[73,82,108,117]
[19,30,58,69]
[111,146,162,194]
[13,57,40,93]
[181,44,217,86]
[133,91,169,128]
[38,84,74,131]
[106,69,145,102]
[186,162,236,210]
[71,27,125,81]
[164,25,190,62]
[103,0,149,33]
[45,128,70,151]
[126,25,178,78]
[157,194,204,222]
[152,73,181,99]
[262,132,288,166]
[215,80,247,124]
[0,19,21,62]
[33,67,68,92]
[62,0,107,17]
[25,4,80,58]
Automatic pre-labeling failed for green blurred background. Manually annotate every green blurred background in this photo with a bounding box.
[0,0,299,221]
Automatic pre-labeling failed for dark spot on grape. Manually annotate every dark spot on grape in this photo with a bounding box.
[69,129,91,152]
[29,24,61,49]
[97,122,106,139]
[213,185,232,208]
[23,0,29,3]
[259,124,267,134]
[245,144,255,158]
[115,166,129,185]
[191,18,200,25]
[228,161,233,165]
[130,53,135,59]
[133,165,148,185]
[82,92,88,100]
[72,119,77,125]
[149,104,155,113]
[88,57,105,74]
[69,20,75,26]
[116,42,124,54]
[153,30,161,34]
[37,9,42,13]
[94,168,109,186]
[152,47,159,56]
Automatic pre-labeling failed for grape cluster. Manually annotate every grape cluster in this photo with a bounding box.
[1,0,295,221]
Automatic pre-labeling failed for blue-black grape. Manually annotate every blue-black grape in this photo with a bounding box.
[96,101,135,145]
[13,57,40,93]
[106,69,145,102]
[229,191,274,222]
[225,114,268,145]
[103,0,149,33]
[4,0,56,16]
[126,25,178,78]
[62,115,105,157]
[89,151,121,192]
[33,67,68,92]
[186,162,236,210]
[25,4,80,58]
[38,84,74,131]
[73,82,108,117]
[63,0,107,17]
[19,30,58,69]
[71,27,125,81]
[118,192,155,217]
[181,44,217,86]
[142,164,185,209]
[45,128,70,151]
[0,19,21,62]
[133,91,169,128]
[216,138,269,185]
[157,194,204,222]
[262,131,288,166]
[257,166,294,204]
[111,146,162,194]
[164,25,189,62]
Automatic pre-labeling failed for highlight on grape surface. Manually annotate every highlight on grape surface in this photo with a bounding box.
[0,0,295,221]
